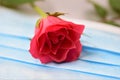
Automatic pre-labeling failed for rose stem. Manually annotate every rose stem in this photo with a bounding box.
[30,2,47,18]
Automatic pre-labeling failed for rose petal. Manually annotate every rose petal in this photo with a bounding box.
[38,33,46,48]
[60,36,75,49]
[36,20,44,36]
[68,29,81,42]
[51,41,62,55]
[40,34,51,54]
[35,27,40,34]
[44,16,64,26]
[47,28,67,54]
[39,16,66,33]
[29,37,39,58]
[73,24,84,34]
[65,41,82,62]
[48,28,66,44]
[69,22,85,34]
[46,25,67,33]
[49,49,69,62]
[29,32,46,58]
[39,54,52,63]
[40,41,50,54]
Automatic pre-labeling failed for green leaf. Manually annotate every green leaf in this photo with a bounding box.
[94,4,107,18]
[0,0,38,7]
[105,20,120,27]
[109,0,120,15]
[88,0,108,18]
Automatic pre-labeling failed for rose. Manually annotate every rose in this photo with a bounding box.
[29,16,84,64]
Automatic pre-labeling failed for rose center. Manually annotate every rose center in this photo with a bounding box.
[48,28,67,45]
[51,34,64,44]
[58,35,64,40]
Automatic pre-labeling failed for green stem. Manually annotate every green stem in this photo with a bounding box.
[30,3,47,18]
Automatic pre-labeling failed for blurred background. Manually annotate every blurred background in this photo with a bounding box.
[1,0,119,27]
[19,0,108,20]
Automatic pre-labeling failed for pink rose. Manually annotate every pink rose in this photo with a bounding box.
[29,16,84,63]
